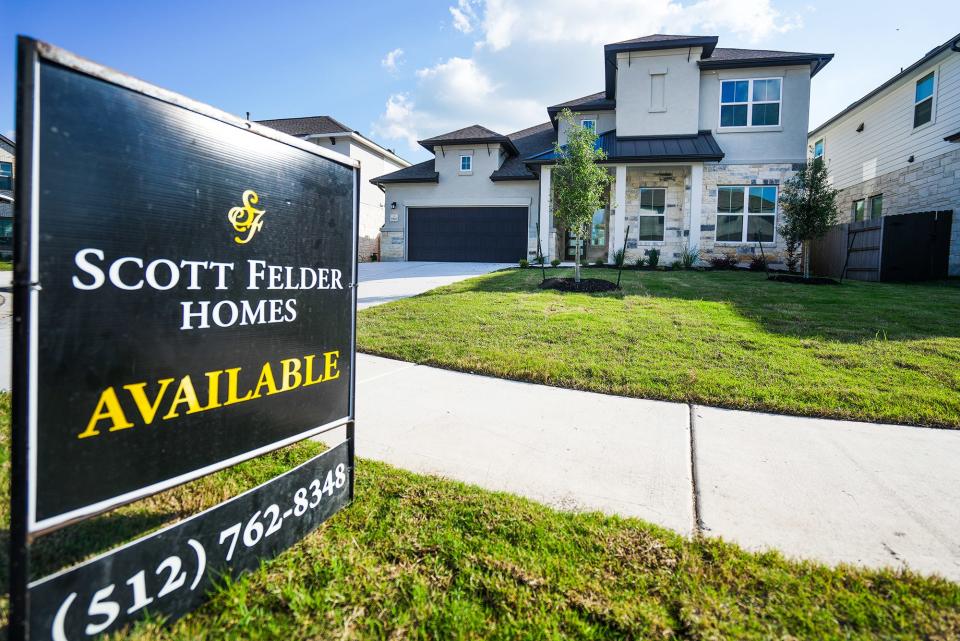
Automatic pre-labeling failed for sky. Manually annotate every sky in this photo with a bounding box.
[1,0,958,163]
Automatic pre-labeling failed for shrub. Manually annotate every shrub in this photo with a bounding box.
[647,248,660,267]
[709,254,739,270]
[593,258,606,267]
[550,258,561,268]
[749,255,768,271]
[680,245,700,269]
[614,247,626,268]
[635,256,646,268]
[670,260,683,269]
[518,258,529,268]
[785,238,801,273]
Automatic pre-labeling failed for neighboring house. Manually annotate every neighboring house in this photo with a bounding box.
[808,32,960,276]
[373,34,832,265]
[0,133,14,259]
[257,116,410,261]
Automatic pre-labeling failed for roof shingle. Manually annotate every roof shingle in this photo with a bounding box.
[256,115,353,137]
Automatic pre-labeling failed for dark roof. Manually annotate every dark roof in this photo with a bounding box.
[700,47,833,76]
[491,122,555,181]
[605,35,719,99]
[418,124,519,155]
[370,160,439,186]
[0,133,14,149]
[546,92,617,129]
[526,130,723,164]
[256,115,353,136]
[810,31,960,138]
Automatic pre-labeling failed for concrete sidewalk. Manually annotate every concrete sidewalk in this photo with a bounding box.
[334,353,960,582]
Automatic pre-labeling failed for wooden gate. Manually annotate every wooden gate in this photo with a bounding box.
[810,219,881,281]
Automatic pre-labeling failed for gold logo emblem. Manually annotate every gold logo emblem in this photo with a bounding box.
[227,190,265,244]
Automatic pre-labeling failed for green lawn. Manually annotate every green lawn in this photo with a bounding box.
[357,268,960,428]
[1,394,958,640]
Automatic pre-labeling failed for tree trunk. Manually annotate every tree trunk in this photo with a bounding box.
[574,235,581,283]
[803,239,810,279]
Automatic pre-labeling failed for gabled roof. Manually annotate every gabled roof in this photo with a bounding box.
[0,133,14,149]
[809,31,960,138]
[604,34,718,99]
[256,115,353,136]
[370,160,439,185]
[546,92,617,129]
[418,124,519,155]
[526,130,724,164]
[491,122,555,181]
[700,47,833,76]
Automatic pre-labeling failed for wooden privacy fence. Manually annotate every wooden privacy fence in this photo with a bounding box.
[810,210,953,282]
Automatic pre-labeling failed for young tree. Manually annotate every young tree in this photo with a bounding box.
[551,109,611,282]
[778,157,840,278]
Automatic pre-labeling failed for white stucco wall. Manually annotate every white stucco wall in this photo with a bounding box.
[699,65,812,164]
[615,48,702,136]
[557,111,616,144]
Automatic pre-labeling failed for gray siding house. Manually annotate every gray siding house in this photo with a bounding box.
[0,134,14,259]
[373,34,832,265]
[807,32,960,276]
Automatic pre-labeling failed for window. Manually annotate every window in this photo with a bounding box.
[0,162,11,191]
[914,71,935,128]
[637,188,666,241]
[0,220,11,243]
[720,78,781,128]
[869,194,883,220]
[650,73,666,112]
[459,155,472,173]
[580,119,596,131]
[716,185,777,243]
[813,138,824,159]
[852,199,865,222]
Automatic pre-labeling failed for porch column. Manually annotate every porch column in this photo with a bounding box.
[539,165,552,260]
[610,164,627,264]
[688,162,704,254]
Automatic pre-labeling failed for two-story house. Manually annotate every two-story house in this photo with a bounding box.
[257,116,410,262]
[0,133,14,259]
[372,34,832,265]
[807,32,960,276]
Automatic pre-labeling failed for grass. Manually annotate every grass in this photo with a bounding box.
[357,268,960,428]
[1,393,959,639]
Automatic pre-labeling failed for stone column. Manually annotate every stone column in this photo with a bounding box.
[688,162,704,255]
[539,165,552,260]
[611,164,627,264]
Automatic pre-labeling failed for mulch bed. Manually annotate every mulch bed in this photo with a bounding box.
[539,277,620,293]
[767,274,840,285]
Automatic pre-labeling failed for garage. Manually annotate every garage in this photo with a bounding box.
[407,206,528,262]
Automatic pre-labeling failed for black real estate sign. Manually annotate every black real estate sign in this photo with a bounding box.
[11,38,359,638]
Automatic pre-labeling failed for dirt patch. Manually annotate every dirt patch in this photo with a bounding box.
[539,278,620,293]
[767,274,839,285]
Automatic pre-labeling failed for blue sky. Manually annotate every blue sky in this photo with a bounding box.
[2,0,957,163]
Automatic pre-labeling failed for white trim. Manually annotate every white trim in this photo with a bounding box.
[458,153,473,174]
[718,77,783,129]
[539,166,552,260]
[304,132,411,168]
[714,184,778,244]
[911,67,938,132]
[637,187,667,242]
[27,51,41,532]
[611,165,626,263]
[688,163,703,249]
[580,118,597,131]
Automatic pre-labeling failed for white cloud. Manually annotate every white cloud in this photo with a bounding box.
[381,48,405,72]
[373,0,801,159]
[449,0,479,33]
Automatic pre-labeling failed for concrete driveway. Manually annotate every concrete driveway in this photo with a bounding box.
[357,261,511,309]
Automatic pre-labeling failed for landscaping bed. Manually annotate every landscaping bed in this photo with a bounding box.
[539,277,619,293]
[768,273,840,285]
[1,395,958,639]
[358,268,960,428]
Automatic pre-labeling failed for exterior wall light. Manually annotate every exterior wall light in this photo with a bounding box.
[391,202,397,209]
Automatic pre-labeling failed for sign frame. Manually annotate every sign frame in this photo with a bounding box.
[10,36,360,639]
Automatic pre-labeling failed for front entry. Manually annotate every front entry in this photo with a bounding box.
[565,208,609,262]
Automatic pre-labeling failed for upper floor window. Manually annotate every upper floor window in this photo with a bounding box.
[813,139,824,159]
[716,185,777,243]
[914,71,935,128]
[638,188,666,242]
[0,162,11,191]
[459,155,472,173]
[869,194,883,220]
[720,78,781,128]
[852,199,865,222]
[580,119,596,131]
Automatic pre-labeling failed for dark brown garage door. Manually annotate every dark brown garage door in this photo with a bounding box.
[407,206,528,262]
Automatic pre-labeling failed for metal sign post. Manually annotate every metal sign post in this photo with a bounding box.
[10,37,359,639]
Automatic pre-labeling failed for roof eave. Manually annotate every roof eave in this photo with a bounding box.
[419,137,519,156]
[370,174,439,185]
[490,173,538,182]
[698,54,834,76]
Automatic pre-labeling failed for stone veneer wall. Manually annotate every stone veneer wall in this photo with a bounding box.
[380,230,405,261]
[699,162,800,267]
[619,167,690,264]
[831,148,960,276]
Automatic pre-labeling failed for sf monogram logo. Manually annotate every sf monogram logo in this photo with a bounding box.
[227,190,265,244]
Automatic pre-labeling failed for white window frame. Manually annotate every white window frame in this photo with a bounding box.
[458,154,473,174]
[580,118,596,131]
[813,138,824,159]
[637,187,666,243]
[715,185,778,244]
[852,198,865,222]
[718,77,783,129]
[912,69,937,131]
